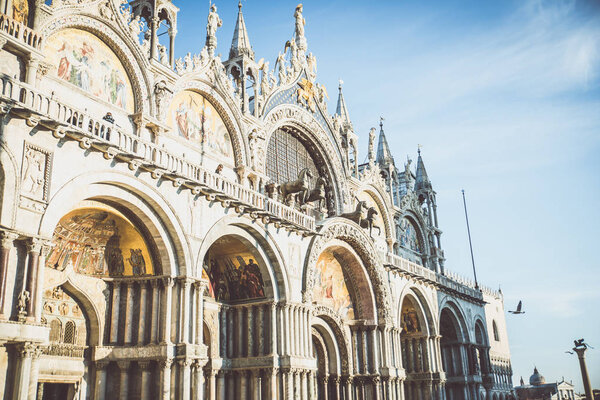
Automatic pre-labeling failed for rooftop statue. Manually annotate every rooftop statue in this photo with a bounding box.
[368,127,377,163]
[294,4,307,53]
[206,4,223,56]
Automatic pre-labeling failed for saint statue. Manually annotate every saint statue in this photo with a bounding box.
[368,127,376,162]
[294,4,305,39]
[205,4,222,54]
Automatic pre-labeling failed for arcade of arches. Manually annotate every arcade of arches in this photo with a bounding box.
[0,1,514,399]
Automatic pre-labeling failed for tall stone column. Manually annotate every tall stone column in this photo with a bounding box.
[150,16,159,60]
[24,238,42,321]
[94,360,108,400]
[12,343,37,400]
[159,359,173,400]
[195,282,205,345]
[268,368,279,400]
[220,305,228,358]
[247,305,254,357]
[110,281,121,344]
[252,369,262,400]
[208,370,217,400]
[150,279,160,343]
[138,361,152,400]
[27,345,43,400]
[180,278,191,343]
[137,281,148,345]
[257,304,264,356]
[179,359,192,400]
[123,282,134,344]
[0,232,18,319]
[192,360,205,400]
[217,370,225,400]
[117,361,130,399]
[160,277,174,344]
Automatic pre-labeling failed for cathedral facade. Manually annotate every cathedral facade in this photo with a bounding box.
[0,1,514,399]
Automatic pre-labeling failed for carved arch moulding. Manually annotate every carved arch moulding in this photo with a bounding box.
[303,218,393,324]
[262,105,351,212]
[39,13,150,114]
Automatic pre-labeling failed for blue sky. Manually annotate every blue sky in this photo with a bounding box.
[173,0,600,392]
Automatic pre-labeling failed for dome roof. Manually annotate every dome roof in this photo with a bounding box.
[529,367,546,386]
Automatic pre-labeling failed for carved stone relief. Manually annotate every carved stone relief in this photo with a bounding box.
[19,142,52,213]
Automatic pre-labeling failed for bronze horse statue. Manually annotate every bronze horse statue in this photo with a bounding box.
[278,168,313,204]
[360,207,381,237]
[305,176,326,207]
[341,200,381,238]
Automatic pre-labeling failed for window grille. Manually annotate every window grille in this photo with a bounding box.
[266,129,319,185]
[64,320,76,344]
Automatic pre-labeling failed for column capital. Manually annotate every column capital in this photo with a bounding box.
[26,237,44,254]
[162,276,174,288]
[0,231,19,248]
[116,360,130,370]
[96,360,110,369]
[177,358,192,368]
[136,280,148,289]
[159,358,173,369]
[15,342,41,359]
[138,360,152,370]
[150,278,160,288]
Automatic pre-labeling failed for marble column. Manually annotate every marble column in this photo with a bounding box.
[227,307,234,358]
[252,369,262,400]
[270,302,278,355]
[24,239,42,320]
[180,278,191,343]
[160,359,173,400]
[139,361,152,400]
[193,360,204,400]
[268,368,279,400]
[150,279,160,343]
[27,344,42,400]
[109,282,120,344]
[257,305,264,356]
[220,305,228,357]
[93,360,108,400]
[321,375,329,400]
[117,361,130,399]
[208,370,217,400]
[137,281,148,345]
[247,305,254,357]
[195,282,205,345]
[123,282,134,344]
[12,343,37,400]
[160,278,174,344]
[179,359,192,400]
[0,232,18,319]
[217,371,226,400]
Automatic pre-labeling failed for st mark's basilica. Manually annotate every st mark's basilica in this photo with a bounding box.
[0,1,515,399]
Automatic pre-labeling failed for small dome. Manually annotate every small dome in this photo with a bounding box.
[529,367,546,386]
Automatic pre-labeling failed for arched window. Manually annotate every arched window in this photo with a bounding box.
[49,319,62,342]
[493,320,500,341]
[64,320,76,344]
[266,128,319,185]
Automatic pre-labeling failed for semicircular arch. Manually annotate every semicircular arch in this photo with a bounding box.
[397,285,437,336]
[170,78,248,168]
[303,218,392,324]
[39,13,150,114]
[39,170,191,276]
[358,185,395,243]
[196,216,290,302]
[439,298,470,342]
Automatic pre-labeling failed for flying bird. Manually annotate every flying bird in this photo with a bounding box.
[565,351,574,355]
[509,300,525,314]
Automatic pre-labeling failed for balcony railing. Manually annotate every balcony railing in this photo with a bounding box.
[0,13,42,50]
[381,251,487,301]
[0,75,315,232]
[43,343,86,358]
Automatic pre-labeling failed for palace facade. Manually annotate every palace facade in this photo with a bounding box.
[0,1,514,399]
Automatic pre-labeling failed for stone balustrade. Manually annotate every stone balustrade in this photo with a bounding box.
[0,13,42,50]
[0,74,316,232]
[381,251,487,302]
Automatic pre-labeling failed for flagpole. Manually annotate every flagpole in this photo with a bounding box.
[462,189,479,289]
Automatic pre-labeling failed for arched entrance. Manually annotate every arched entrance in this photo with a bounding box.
[440,306,468,400]
[400,292,434,399]
[201,233,276,399]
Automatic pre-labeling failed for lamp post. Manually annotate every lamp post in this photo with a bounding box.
[572,339,593,400]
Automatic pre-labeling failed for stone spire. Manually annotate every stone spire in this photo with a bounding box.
[229,1,254,60]
[336,80,351,124]
[376,118,394,166]
[414,147,432,192]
